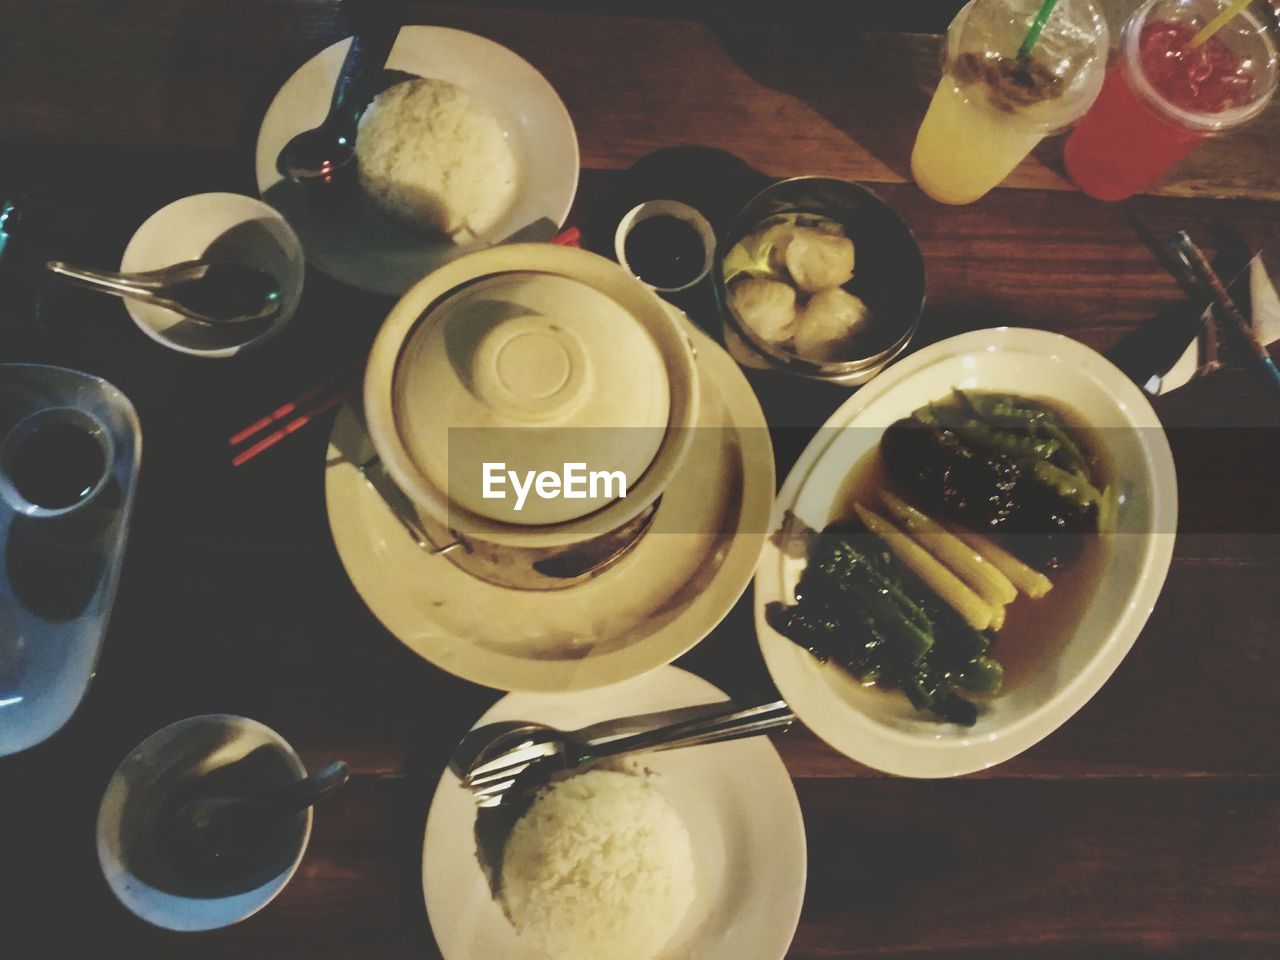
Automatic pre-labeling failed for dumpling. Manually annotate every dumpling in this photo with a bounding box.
[723,220,799,284]
[728,277,797,346]
[784,230,855,293]
[793,289,871,362]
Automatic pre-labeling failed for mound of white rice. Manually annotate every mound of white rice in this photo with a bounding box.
[499,769,695,960]
[356,77,518,241]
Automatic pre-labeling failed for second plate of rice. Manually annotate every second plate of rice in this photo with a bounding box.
[254,26,579,294]
[422,666,807,960]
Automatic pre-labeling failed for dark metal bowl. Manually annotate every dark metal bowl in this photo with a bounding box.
[713,177,926,386]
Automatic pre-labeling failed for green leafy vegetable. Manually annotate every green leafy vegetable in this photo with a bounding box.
[721,212,849,284]
[952,389,1091,475]
[771,529,1003,726]
[1017,457,1102,510]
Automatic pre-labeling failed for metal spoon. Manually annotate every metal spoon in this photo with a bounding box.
[448,701,767,781]
[46,260,282,326]
[166,761,349,871]
[449,721,537,780]
[276,0,405,190]
[462,700,794,807]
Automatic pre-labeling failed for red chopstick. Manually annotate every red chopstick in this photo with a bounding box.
[552,226,582,247]
[229,227,579,468]
[229,373,349,448]
[230,368,360,468]
[231,380,358,467]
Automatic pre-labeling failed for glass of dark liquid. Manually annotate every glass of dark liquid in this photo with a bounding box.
[0,407,114,519]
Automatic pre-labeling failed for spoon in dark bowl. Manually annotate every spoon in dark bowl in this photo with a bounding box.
[46,259,282,326]
[277,0,407,192]
[166,761,349,874]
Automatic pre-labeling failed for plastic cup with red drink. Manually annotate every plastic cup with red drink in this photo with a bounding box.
[1064,0,1277,201]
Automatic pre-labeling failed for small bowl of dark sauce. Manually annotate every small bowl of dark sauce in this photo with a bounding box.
[614,200,716,294]
[0,407,114,519]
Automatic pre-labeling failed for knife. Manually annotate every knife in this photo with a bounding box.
[1172,231,1280,397]
[330,396,462,555]
[1105,238,1262,393]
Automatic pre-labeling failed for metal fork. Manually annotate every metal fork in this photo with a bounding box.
[463,699,794,807]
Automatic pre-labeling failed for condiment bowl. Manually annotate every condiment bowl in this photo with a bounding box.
[0,406,114,519]
[755,328,1177,776]
[614,199,716,293]
[713,176,926,386]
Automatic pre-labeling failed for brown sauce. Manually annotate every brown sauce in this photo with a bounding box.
[624,215,706,290]
[831,397,1111,694]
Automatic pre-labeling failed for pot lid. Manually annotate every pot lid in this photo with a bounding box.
[392,271,671,526]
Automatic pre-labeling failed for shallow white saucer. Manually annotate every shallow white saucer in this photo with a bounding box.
[422,666,806,960]
[324,315,773,692]
[255,26,579,294]
[121,193,304,358]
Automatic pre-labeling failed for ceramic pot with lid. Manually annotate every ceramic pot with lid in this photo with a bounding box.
[363,244,700,590]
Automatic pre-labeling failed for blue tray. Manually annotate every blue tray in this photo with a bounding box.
[0,364,140,756]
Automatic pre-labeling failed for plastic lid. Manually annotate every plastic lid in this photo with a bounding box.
[392,271,672,526]
[947,0,1110,134]
[1124,0,1278,134]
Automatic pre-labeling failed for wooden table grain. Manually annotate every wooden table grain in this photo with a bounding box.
[2,3,1279,958]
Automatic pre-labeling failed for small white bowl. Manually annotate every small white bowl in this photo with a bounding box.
[614,200,716,293]
[96,715,312,931]
[120,193,304,358]
[755,328,1178,777]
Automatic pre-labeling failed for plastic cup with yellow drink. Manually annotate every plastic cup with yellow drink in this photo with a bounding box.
[911,0,1109,205]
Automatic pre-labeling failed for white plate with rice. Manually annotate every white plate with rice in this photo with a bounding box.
[422,666,807,960]
[254,26,579,294]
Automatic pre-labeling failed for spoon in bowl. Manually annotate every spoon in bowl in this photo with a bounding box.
[46,259,282,326]
[166,760,349,873]
[276,0,406,191]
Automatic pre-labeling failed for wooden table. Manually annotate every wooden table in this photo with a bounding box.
[3,3,1278,957]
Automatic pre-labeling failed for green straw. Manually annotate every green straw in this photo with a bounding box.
[1017,0,1062,58]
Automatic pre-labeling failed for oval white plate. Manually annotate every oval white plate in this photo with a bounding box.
[422,666,806,960]
[255,26,579,294]
[756,328,1177,778]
